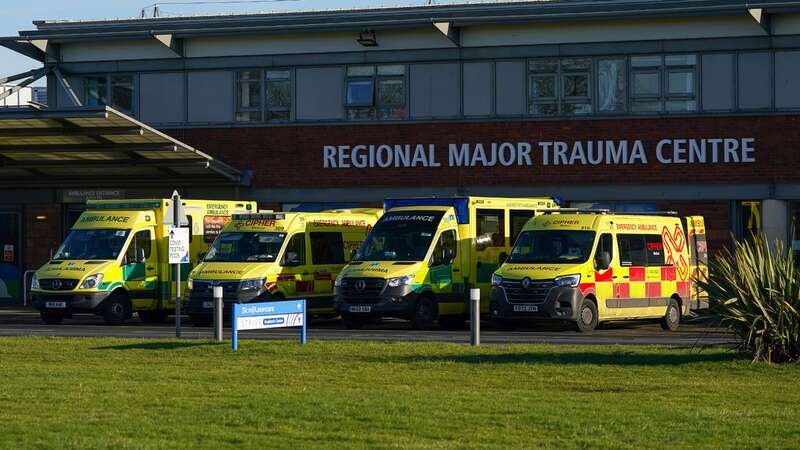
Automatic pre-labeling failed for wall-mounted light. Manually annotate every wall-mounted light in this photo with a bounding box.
[35,215,48,220]
[357,30,378,47]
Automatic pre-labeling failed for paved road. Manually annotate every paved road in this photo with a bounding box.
[0,307,735,346]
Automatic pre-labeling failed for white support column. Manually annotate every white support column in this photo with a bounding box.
[762,199,788,252]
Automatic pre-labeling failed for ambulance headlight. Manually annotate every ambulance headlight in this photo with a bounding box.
[387,274,415,287]
[334,274,345,288]
[80,274,104,289]
[31,274,40,290]
[240,278,265,291]
[554,274,581,288]
[491,273,503,286]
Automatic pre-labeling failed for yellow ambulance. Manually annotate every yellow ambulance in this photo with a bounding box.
[184,209,382,326]
[490,210,708,331]
[334,197,558,329]
[30,199,255,325]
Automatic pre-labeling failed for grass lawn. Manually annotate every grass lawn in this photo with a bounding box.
[0,337,798,449]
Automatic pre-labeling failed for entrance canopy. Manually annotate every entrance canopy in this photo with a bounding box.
[0,106,247,187]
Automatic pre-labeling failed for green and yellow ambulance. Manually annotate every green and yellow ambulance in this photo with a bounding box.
[334,197,558,329]
[30,199,255,325]
[184,209,382,326]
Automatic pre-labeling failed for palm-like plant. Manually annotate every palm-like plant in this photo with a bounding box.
[697,234,800,363]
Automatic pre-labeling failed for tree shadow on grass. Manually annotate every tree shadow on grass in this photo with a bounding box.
[92,341,223,351]
[394,350,744,366]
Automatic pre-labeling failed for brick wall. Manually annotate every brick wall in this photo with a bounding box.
[165,115,800,189]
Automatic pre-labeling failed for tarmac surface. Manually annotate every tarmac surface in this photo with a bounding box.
[0,306,736,347]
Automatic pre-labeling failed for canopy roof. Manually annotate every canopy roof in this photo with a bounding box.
[0,106,247,187]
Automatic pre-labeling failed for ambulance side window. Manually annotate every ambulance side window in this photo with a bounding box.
[310,232,345,265]
[510,210,536,244]
[618,235,646,266]
[645,235,666,266]
[594,234,613,269]
[476,209,505,250]
[125,230,152,264]
[281,233,306,266]
[432,230,457,266]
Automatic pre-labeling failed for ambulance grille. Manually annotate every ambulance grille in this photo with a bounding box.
[340,278,385,303]
[501,279,555,303]
[39,279,79,291]
[192,280,240,294]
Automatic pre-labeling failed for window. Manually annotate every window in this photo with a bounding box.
[111,75,135,113]
[598,58,626,113]
[281,233,305,266]
[432,229,457,266]
[125,230,152,263]
[594,233,614,269]
[737,201,762,239]
[346,65,406,120]
[645,235,666,266]
[631,54,697,113]
[510,210,536,245]
[310,232,344,265]
[236,70,262,122]
[529,58,592,116]
[476,209,505,250]
[85,76,108,107]
[618,235,646,267]
[266,70,291,121]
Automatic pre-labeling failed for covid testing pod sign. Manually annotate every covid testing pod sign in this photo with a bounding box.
[232,300,307,351]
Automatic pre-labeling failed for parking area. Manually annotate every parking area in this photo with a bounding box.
[0,306,736,346]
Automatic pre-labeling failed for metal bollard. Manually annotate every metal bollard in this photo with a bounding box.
[470,288,480,346]
[213,286,223,342]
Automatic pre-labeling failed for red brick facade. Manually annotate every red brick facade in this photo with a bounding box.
[166,115,800,189]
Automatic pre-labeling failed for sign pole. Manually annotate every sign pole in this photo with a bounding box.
[232,307,238,352]
[173,191,181,338]
[300,300,307,345]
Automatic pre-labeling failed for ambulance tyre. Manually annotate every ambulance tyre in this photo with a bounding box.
[342,313,366,329]
[411,295,436,330]
[661,298,681,331]
[574,298,598,332]
[40,311,64,325]
[103,292,130,325]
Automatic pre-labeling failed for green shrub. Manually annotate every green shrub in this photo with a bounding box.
[697,234,800,363]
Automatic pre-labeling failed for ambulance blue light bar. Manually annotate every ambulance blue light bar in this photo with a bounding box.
[384,197,470,224]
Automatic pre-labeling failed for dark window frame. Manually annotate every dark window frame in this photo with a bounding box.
[310,232,345,265]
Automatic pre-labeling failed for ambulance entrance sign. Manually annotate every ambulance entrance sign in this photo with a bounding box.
[232,300,307,351]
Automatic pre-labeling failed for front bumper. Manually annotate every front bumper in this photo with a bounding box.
[184,287,263,318]
[490,285,583,322]
[31,290,111,313]
[334,284,420,319]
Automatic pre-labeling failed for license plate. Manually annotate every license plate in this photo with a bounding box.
[349,305,371,313]
[202,302,214,309]
[513,304,538,313]
[45,302,66,309]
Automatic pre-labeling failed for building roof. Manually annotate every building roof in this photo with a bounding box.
[10,0,800,42]
[0,106,248,188]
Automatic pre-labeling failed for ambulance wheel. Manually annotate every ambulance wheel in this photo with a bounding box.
[574,298,598,332]
[341,313,366,329]
[139,310,167,323]
[40,311,63,325]
[103,292,130,325]
[411,296,436,330]
[438,314,466,330]
[189,315,212,327]
[661,298,681,331]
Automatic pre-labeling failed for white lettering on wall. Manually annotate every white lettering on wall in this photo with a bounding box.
[322,138,758,168]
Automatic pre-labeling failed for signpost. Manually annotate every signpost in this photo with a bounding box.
[168,190,189,338]
[232,300,307,351]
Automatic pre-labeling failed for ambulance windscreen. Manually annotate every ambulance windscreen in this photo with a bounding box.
[509,230,596,264]
[354,211,444,262]
[204,232,286,263]
[53,229,130,261]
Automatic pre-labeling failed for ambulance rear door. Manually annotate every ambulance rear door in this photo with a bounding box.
[685,216,709,310]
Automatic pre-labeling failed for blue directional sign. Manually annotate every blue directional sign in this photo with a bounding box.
[232,300,307,351]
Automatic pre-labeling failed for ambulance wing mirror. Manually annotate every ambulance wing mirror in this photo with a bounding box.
[136,248,146,264]
[350,249,357,260]
[596,251,611,270]
[499,252,508,265]
[443,248,455,265]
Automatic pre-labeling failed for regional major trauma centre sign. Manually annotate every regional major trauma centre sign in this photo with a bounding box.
[322,138,756,169]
